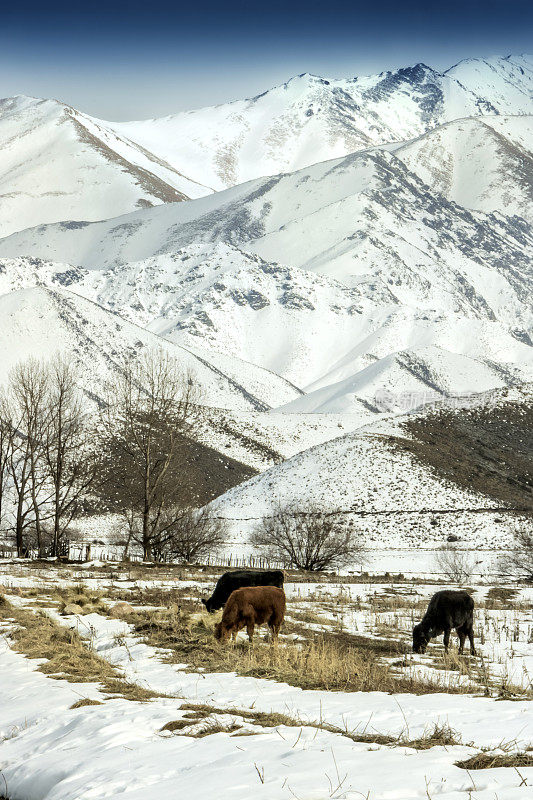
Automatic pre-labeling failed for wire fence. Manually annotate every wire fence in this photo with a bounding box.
[0,537,288,570]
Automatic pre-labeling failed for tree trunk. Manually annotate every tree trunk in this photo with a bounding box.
[16,494,25,558]
[52,481,61,558]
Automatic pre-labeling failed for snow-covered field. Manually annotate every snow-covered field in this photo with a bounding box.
[1,562,533,799]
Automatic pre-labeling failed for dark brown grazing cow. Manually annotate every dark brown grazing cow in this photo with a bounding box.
[413,590,476,655]
[214,586,286,643]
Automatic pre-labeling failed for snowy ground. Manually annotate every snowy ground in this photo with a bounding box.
[1,562,533,799]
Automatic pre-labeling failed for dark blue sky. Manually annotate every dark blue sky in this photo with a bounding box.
[1,1,531,119]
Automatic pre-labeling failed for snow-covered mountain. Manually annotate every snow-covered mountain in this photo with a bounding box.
[0,95,211,238]
[1,54,531,239]
[1,132,531,411]
[209,384,533,548]
[112,55,533,192]
[392,115,533,221]
[3,147,531,297]
[0,283,300,412]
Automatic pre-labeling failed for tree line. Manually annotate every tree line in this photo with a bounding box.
[0,350,225,561]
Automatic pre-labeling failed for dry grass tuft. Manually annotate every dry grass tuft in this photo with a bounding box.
[189,722,242,738]
[108,585,200,614]
[456,752,533,770]
[13,583,109,615]
[0,597,167,702]
[483,587,520,609]
[70,698,104,709]
[178,703,310,731]
[161,719,194,732]
[104,679,167,702]
[402,723,461,750]
[162,704,462,750]
[160,713,242,738]
[57,586,108,615]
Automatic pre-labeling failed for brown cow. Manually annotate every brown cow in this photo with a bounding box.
[214,586,286,643]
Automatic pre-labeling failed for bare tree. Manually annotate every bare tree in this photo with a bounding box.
[0,357,98,557]
[98,349,202,561]
[44,356,98,557]
[251,503,366,571]
[153,506,226,562]
[1,359,53,556]
[434,545,476,583]
[497,518,533,581]
[10,358,53,555]
[0,391,13,534]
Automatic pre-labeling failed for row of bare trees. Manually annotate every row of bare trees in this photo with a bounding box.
[0,350,224,561]
[0,357,94,557]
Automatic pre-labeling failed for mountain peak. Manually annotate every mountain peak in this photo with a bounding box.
[284,72,331,88]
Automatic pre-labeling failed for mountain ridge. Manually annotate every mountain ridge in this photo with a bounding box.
[111,54,533,191]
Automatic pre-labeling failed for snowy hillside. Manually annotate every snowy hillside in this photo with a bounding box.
[112,55,533,191]
[393,115,533,221]
[210,384,533,548]
[0,95,211,237]
[2,148,531,302]
[279,342,533,414]
[1,240,531,413]
[0,285,300,412]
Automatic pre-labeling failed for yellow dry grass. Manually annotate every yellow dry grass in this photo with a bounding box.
[129,606,474,695]
[158,702,462,750]
[456,752,533,770]
[0,596,167,702]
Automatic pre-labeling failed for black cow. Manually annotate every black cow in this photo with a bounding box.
[413,590,476,655]
[202,569,284,613]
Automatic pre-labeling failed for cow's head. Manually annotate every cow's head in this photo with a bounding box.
[214,621,228,641]
[412,623,429,654]
[202,597,214,613]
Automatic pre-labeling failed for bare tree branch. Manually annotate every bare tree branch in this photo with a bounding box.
[251,503,366,571]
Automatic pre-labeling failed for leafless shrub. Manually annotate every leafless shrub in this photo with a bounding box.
[434,545,475,583]
[497,519,533,581]
[250,503,366,571]
[153,506,226,563]
[118,504,226,563]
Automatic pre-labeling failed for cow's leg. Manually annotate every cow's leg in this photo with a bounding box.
[443,628,451,653]
[457,626,466,655]
[246,621,255,643]
[467,625,476,656]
